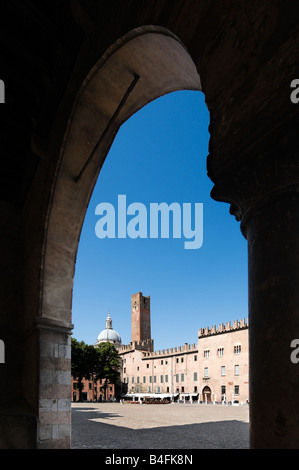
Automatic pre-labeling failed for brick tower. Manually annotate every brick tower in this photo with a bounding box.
[131,292,151,342]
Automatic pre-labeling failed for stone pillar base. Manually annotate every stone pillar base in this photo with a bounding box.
[0,401,37,449]
[36,317,73,449]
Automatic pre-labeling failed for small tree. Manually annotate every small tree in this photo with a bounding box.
[95,342,121,400]
[71,338,96,401]
[71,338,121,401]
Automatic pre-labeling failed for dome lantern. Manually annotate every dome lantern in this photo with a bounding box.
[96,312,121,347]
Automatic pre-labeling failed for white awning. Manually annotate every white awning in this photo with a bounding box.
[121,393,178,399]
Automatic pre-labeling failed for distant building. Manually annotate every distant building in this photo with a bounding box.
[72,293,249,404]
[71,375,115,402]
[118,293,249,404]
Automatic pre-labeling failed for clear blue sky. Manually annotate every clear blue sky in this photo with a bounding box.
[72,90,248,351]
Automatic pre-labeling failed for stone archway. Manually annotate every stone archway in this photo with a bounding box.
[36,26,202,448]
[1,1,294,450]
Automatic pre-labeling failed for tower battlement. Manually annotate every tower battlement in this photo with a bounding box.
[198,317,248,338]
[118,338,154,354]
[143,342,198,358]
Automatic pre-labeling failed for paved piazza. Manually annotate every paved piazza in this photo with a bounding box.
[71,402,249,449]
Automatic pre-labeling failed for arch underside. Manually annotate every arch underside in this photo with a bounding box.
[42,27,202,325]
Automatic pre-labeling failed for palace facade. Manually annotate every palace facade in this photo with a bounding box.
[72,292,249,405]
[118,293,249,404]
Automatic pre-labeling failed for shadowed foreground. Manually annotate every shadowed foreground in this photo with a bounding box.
[71,402,249,449]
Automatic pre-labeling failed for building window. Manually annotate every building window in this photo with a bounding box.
[147,364,149,368]
[149,376,152,383]
[217,348,224,356]
[234,344,242,354]
[181,386,184,392]
[154,376,156,383]
[181,357,184,363]
[148,387,151,393]
[176,358,179,363]
[221,385,226,396]
[157,387,160,393]
[161,360,163,365]
[137,376,140,383]
[204,349,210,358]
[194,355,197,361]
[194,372,198,381]
[181,373,184,382]
[165,375,168,383]
[194,386,198,392]
[143,376,146,383]
[160,375,164,383]
[204,367,209,377]
[132,377,134,384]
[234,385,240,395]
[176,374,179,383]
[234,365,239,376]
[124,368,126,374]
[221,366,226,376]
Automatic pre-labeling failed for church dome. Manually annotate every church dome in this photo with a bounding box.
[96,312,121,346]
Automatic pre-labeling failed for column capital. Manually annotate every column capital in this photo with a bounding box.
[207,116,299,237]
[23,317,74,340]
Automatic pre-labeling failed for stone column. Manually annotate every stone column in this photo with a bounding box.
[209,137,299,447]
[36,317,73,449]
[246,191,299,448]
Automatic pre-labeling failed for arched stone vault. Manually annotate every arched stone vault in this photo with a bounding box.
[30,27,204,448]
[42,27,202,325]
